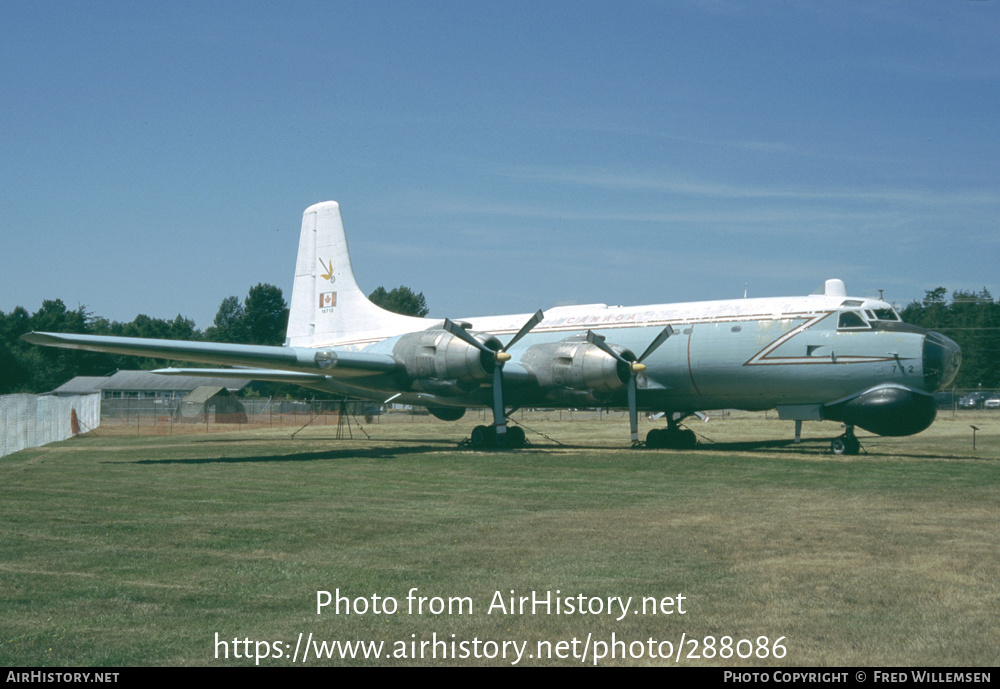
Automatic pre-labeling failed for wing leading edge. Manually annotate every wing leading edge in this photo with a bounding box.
[20,332,400,380]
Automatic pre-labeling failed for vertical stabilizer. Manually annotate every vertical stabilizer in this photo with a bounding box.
[285,201,429,346]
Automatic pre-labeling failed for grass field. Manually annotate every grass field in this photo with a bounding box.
[2,411,997,666]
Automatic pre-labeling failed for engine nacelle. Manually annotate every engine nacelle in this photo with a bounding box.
[428,406,466,421]
[392,328,501,394]
[520,336,634,396]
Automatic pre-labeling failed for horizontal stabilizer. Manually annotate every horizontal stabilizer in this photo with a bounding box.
[153,367,331,384]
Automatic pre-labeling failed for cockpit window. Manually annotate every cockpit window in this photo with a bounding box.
[872,308,900,321]
[838,311,868,329]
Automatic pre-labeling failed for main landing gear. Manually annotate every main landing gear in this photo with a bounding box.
[468,424,527,449]
[830,425,861,455]
[644,415,697,449]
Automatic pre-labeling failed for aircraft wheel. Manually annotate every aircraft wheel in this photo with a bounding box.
[645,428,665,448]
[645,428,696,449]
[507,426,526,448]
[471,425,490,448]
[830,435,860,455]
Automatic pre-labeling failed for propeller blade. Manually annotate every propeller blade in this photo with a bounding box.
[627,376,639,446]
[492,366,506,442]
[504,310,544,352]
[443,318,493,356]
[585,330,629,365]
[637,325,674,364]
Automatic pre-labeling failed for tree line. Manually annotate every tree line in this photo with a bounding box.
[0,284,428,395]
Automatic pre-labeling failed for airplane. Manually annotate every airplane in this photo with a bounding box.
[23,201,962,454]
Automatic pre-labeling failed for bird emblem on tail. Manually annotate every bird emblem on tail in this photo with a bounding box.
[319,258,335,283]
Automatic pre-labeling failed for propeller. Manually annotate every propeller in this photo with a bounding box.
[443,310,544,445]
[586,326,674,445]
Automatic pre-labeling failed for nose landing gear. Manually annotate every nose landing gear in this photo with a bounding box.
[830,426,861,455]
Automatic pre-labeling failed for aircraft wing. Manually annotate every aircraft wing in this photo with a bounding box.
[21,332,401,380]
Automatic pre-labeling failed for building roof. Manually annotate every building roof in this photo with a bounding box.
[98,370,250,392]
[50,376,108,395]
[181,386,231,404]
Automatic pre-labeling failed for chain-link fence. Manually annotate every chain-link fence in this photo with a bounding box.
[91,397,628,437]
[94,398,448,436]
[937,388,1000,412]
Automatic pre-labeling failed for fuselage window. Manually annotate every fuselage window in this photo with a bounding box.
[838,311,868,329]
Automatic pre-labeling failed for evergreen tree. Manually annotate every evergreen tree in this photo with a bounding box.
[368,285,429,317]
[243,283,289,345]
[205,284,288,345]
[206,296,247,343]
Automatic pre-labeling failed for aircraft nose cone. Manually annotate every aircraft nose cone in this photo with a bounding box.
[924,331,961,391]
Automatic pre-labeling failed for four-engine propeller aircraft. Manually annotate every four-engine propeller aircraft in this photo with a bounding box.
[24,201,962,453]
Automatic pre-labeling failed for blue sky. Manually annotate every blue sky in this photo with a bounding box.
[2,1,998,328]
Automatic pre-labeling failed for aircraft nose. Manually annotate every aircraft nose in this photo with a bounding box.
[923,331,961,391]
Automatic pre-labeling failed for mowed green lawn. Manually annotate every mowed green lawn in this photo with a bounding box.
[2,412,997,666]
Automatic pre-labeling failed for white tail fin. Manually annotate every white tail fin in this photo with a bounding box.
[285,201,430,346]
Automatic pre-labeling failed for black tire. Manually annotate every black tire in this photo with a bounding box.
[471,425,489,448]
[507,426,526,448]
[831,435,859,455]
